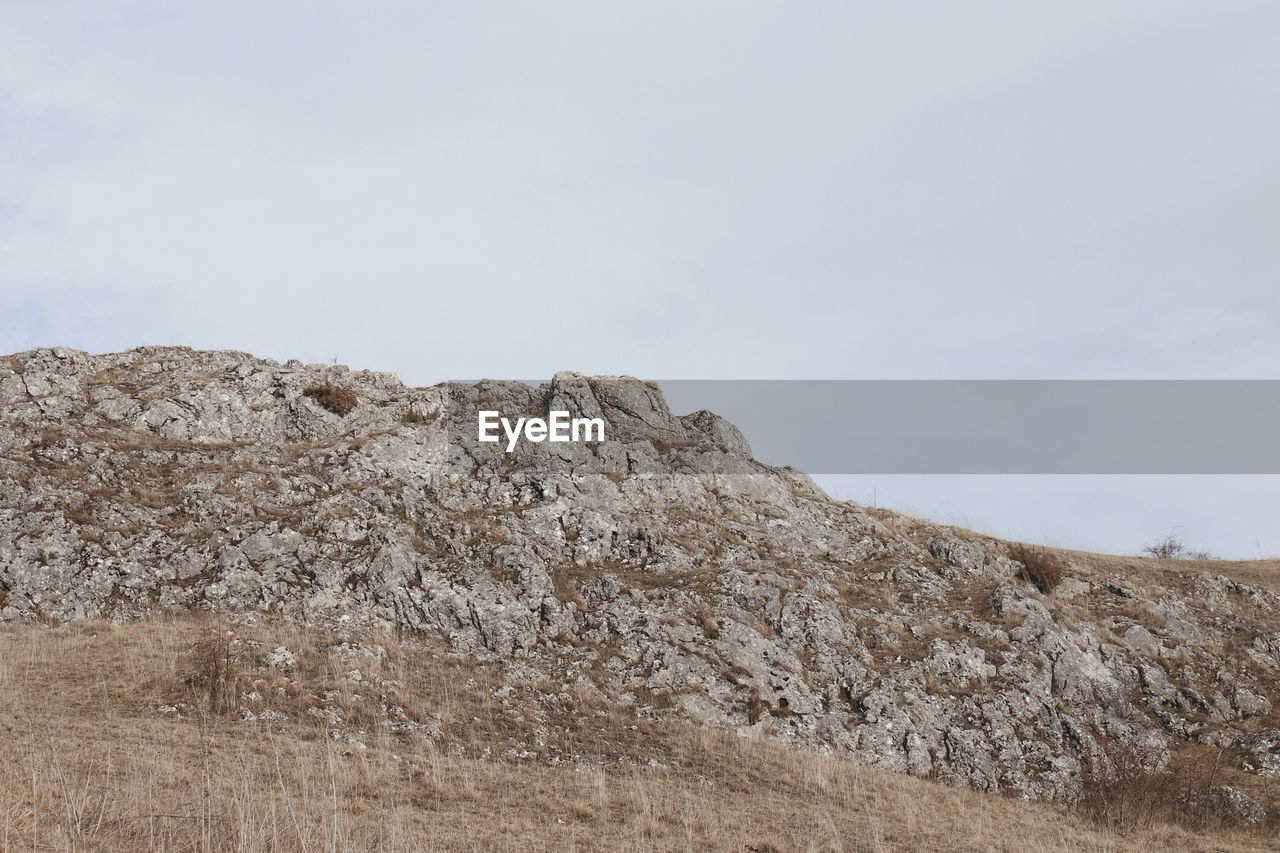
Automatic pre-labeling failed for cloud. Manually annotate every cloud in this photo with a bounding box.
[3,1,1277,379]
[2,2,1278,553]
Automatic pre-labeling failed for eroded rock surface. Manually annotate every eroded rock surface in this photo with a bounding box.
[1,346,1277,803]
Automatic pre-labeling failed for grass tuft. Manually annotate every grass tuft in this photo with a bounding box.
[303,384,358,416]
[1008,543,1065,593]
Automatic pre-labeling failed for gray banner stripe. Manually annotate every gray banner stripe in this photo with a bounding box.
[449,380,1280,474]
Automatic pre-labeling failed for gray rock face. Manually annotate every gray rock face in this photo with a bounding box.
[1180,786,1267,824]
[2,346,1278,807]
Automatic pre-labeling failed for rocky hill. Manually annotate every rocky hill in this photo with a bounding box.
[2,346,1277,816]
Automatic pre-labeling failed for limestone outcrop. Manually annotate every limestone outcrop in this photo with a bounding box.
[2,346,1276,807]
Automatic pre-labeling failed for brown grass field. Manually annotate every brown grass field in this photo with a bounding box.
[0,615,1273,852]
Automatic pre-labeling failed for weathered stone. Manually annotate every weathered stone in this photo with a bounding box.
[1,346,1277,803]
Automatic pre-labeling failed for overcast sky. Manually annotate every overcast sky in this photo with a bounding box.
[2,2,1277,556]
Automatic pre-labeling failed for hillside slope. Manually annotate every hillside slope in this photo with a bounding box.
[1,347,1277,821]
[1,616,1271,852]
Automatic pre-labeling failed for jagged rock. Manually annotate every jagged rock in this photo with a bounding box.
[265,646,297,669]
[1,346,1278,802]
[1180,786,1267,824]
[1241,729,1280,777]
[1122,625,1162,658]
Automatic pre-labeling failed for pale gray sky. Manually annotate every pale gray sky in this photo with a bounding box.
[2,2,1277,556]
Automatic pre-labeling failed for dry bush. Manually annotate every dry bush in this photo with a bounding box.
[303,384,358,416]
[182,632,240,715]
[1144,533,1187,560]
[1143,532,1215,561]
[1078,741,1177,832]
[1008,544,1065,593]
[400,405,439,425]
[1078,740,1271,836]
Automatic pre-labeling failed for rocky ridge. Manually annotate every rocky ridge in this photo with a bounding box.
[1,346,1277,811]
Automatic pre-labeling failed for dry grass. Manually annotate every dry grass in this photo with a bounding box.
[931,516,1276,593]
[1046,548,1280,593]
[1008,543,1066,594]
[303,385,358,417]
[1078,739,1279,837]
[0,616,1271,852]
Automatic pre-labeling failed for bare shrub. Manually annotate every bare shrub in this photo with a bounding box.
[1144,533,1186,559]
[1171,745,1269,831]
[1007,544,1064,594]
[303,384,358,416]
[183,632,239,714]
[1078,741,1176,831]
[1078,740,1270,834]
[1143,532,1215,561]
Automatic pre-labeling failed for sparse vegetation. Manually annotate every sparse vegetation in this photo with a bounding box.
[0,616,1273,852]
[1143,532,1215,560]
[400,406,438,425]
[183,629,240,715]
[5,348,1280,852]
[695,605,721,639]
[1078,740,1177,831]
[1008,543,1065,593]
[303,384,358,416]
[1077,740,1270,836]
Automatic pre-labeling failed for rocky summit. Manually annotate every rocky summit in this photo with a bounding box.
[2,346,1278,810]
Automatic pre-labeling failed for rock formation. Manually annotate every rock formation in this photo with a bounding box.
[2,346,1277,809]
